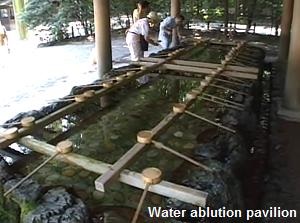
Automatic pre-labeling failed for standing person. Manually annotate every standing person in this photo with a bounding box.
[126,11,159,62]
[132,0,150,23]
[126,11,160,84]
[0,20,9,58]
[158,15,184,49]
[0,21,8,47]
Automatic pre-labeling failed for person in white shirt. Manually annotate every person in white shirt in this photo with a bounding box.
[158,15,184,49]
[126,11,160,62]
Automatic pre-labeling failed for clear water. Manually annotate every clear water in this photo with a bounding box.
[9,44,236,221]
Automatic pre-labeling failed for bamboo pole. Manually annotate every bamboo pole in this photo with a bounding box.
[184,110,236,134]
[136,131,211,171]
[209,83,248,96]
[215,77,251,87]
[203,93,245,108]
[132,61,258,80]
[140,57,259,74]
[131,168,162,223]
[200,96,244,111]
[132,183,150,223]
[152,140,211,171]
[4,140,73,197]
[160,72,251,88]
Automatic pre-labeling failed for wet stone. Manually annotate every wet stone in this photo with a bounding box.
[74,189,89,200]
[44,174,61,184]
[23,187,89,223]
[186,133,197,140]
[93,191,104,200]
[110,134,120,140]
[174,131,184,138]
[0,156,13,183]
[146,149,159,158]
[4,178,42,204]
[233,94,244,103]
[183,143,195,150]
[78,170,90,178]
[130,192,142,204]
[173,142,181,148]
[194,143,220,159]
[150,194,162,205]
[62,169,77,177]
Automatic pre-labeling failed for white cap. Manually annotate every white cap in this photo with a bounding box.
[147,11,160,24]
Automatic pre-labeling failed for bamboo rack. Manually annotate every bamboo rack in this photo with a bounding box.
[18,136,208,207]
[0,39,255,210]
[95,41,248,193]
[132,61,258,80]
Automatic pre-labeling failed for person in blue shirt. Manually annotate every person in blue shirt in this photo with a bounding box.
[158,15,184,49]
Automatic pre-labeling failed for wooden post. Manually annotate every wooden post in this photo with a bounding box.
[281,0,300,121]
[278,0,294,89]
[170,0,180,48]
[93,0,112,78]
[279,0,294,63]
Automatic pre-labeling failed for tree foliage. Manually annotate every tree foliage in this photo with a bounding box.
[20,0,283,41]
[21,0,93,40]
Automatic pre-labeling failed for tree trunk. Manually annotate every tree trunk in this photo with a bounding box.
[234,0,239,28]
[246,0,258,32]
[224,0,229,36]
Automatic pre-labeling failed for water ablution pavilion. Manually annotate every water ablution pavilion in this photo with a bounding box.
[1,0,300,222]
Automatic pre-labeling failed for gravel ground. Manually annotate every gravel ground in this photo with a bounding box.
[0,31,161,124]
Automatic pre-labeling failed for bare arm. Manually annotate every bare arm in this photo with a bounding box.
[176,26,182,40]
[145,36,159,46]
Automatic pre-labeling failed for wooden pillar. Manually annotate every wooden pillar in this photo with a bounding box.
[279,0,294,68]
[93,0,112,78]
[12,0,27,40]
[281,0,300,121]
[170,0,180,48]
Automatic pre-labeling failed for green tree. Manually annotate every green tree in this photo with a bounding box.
[110,0,135,28]
[21,0,93,41]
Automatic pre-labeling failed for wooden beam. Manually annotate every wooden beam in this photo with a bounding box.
[133,61,258,80]
[18,136,207,207]
[141,57,259,74]
[96,112,182,192]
